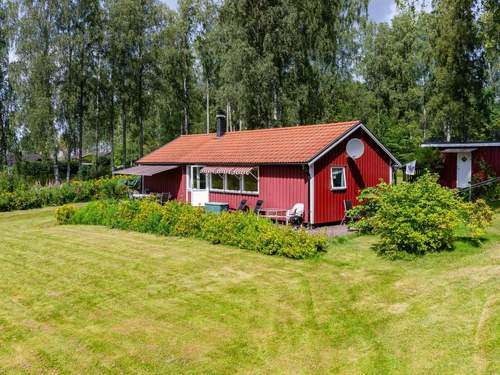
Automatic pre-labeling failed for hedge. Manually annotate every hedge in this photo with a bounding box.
[56,199,327,259]
[0,176,136,212]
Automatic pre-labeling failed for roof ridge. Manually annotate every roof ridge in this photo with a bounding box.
[179,120,360,138]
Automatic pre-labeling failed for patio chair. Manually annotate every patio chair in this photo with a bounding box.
[229,199,248,212]
[159,192,172,205]
[254,200,264,214]
[340,200,353,225]
[286,203,305,227]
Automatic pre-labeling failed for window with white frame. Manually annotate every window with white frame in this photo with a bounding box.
[210,173,224,190]
[190,166,207,190]
[209,168,259,194]
[331,166,346,190]
[242,170,258,193]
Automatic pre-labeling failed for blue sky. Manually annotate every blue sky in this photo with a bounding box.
[160,0,398,23]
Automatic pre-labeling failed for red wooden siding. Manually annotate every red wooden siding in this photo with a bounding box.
[440,153,457,188]
[313,128,391,224]
[438,147,500,188]
[472,147,500,178]
[143,167,187,201]
[208,165,309,222]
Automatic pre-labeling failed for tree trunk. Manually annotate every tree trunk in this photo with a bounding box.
[183,75,189,135]
[110,96,115,173]
[52,148,60,184]
[206,79,210,134]
[0,115,6,167]
[121,99,127,168]
[77,78,84,176]
[138,67,144,158]
[66,146,71,182]
[95,93,99,174]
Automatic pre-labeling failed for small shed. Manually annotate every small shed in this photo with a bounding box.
[121,116,400,225]
[421,142,500,188]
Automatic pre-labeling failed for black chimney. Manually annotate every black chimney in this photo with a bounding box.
[216,109,226,137]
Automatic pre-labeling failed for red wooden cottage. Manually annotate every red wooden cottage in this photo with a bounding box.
[421,142,500,188]
[119,115,400,225]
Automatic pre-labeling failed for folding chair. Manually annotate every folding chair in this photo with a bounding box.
[229,199,248,212]
[340,200,353,225]
[254,200,264,214]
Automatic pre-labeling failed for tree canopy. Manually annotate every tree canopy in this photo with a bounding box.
[0,0,498,178]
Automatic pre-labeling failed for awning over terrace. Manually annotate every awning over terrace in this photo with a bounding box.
[200,166,255,175]
[113,165,179,176]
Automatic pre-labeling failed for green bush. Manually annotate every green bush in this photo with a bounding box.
[0,169,30,193]
[62,199,327,259]
[55,204,77,224]
[0,176,133,212]
[352,174,493,258]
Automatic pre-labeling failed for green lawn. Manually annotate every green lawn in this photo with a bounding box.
[0,207,499,374]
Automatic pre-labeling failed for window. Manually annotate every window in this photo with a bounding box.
[210,174,224,190]
[207,168,259,195]
[226,174,241,192]
[190,166,207,190]
[331,167,346,190]
[243,170,258,193]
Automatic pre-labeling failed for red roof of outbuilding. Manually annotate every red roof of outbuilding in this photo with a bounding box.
[138,121,361,165]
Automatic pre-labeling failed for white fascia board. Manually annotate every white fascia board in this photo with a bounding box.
[422,143,500,148]
[308,123,401,167]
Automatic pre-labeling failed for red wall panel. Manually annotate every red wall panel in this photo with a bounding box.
[144,167,187,201]
[313,128,391,224]
[438,147,500,188]
[208,165,309,222]
[472,147,500,178]
[439,153,457,188]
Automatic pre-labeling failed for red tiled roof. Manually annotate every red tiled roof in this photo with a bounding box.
[138,121,360,165]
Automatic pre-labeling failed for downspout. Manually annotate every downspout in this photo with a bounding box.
[304,163,314,228]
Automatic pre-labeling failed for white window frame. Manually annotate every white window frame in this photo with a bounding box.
[190,165,207,191]
[209,173,225,192]
[331,166,347,190]
[242,169,259,195]
[208,167,259,195]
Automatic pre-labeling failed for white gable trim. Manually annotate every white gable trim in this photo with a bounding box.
[307,123,401,166]
[308,163,314,225]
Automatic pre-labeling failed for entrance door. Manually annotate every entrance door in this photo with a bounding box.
[190,166,209,206]
[456,152,472,188]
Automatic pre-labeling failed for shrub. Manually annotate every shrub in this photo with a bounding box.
[0,176,133,212]
[55,204,77,224]
[61,199,327,259]
[352,174,493,258]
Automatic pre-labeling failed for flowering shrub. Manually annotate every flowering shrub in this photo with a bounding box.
[0,176,132,212]
[56,199,327,259]
[351,174,493,257]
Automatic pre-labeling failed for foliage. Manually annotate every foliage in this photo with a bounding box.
[55,204,77,224]
[0,176,132,212]
[351,174,493,257]
[1,0,499,174]
[61,199,327,259]
[347,183,389,233]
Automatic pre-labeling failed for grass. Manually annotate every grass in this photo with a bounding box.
[0,207,499,374]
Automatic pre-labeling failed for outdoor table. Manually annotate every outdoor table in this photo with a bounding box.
[260,208,288,220]
[132,193,152,199]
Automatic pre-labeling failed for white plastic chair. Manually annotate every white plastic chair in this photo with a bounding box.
[286,203,304,225]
